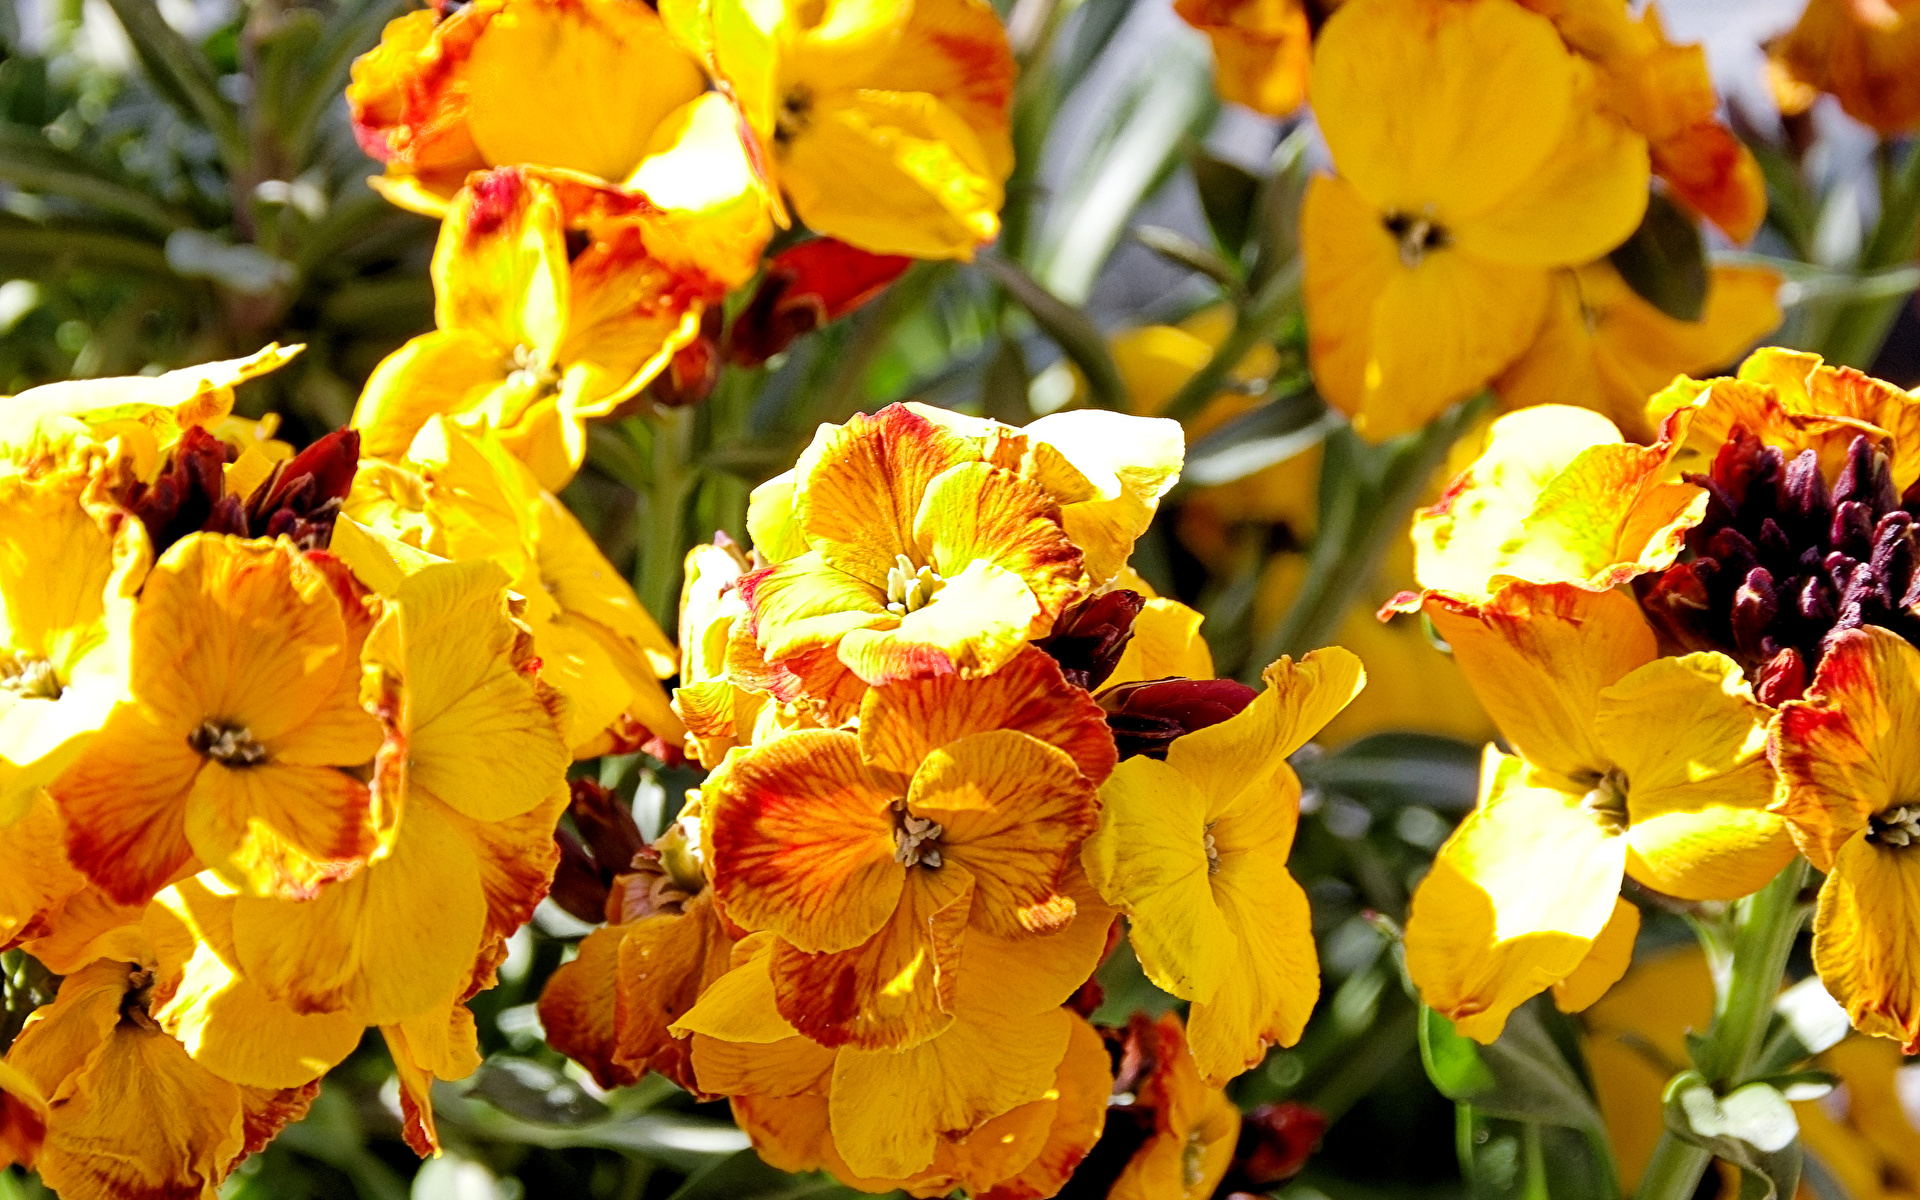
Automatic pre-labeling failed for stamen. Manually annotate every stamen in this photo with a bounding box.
[894,811,945,868]
[188,720,269,767]
[1383,210,1449,268]
[1203,826,1221,875]
[0,654,62,700]
[777,86,812,145]
[884,553,944,615]
[1182,1129,1208,1188]
[1580,769,1629,834]
[505,345,561,393]
[1868,805,1920,848]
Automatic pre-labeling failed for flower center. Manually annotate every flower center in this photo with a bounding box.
[505,345,561,394]
[1203,824,1221,875]
[188,720,269,767]
[1868,805,1920,848]
[776,86,812,145]
[885,553,944,615]
[894,810,945,869]
[0,653,62,700]
[1580,768,1629,834]
[1383,210,1448,268]
[1641,430,1920,704]
[1181,1128,1208,1188]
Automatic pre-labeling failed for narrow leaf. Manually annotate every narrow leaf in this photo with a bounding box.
[0,124,191,233]
[980,254,1129,409]
[1134,223,1241,291]
[1188,149,1260,258]
[1609,192,1708,321]
[100,0,249,170]
[1663,1071,1804,1200]
[1419,1000,1605,1132]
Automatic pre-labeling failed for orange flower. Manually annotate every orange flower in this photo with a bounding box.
[1776,0,1920,136]
[1104,1013,1242,1200]
[704,648,1114,1051]
[49,534,382,908]
[1,958,317,1200]
[1176,0,1313,116]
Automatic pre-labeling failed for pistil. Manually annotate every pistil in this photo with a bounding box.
[885,553,944,615]
[894,811,945,868]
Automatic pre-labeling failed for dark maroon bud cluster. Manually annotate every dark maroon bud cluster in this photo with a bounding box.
[1038,590,1144,691]
[547,777,648,924]
[120,427,360,556]
[1098,676,1258,761]
[1639,427,1920,704]
[1220,1101,1327,1192]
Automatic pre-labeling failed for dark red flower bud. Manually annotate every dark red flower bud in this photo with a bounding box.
[1228,1101,1327,1187]
[549,828,611,924]
[245,428,359,550]
[124,426,232,552]
[1756,647,1808,706]
[568,777,646,877]
[727,239,912,366]
[1097,677,1258,760]
[1037,590,1143,691]
[652,307,724,407]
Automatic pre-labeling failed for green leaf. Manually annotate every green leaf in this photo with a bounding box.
[1134,224,1241,292]
[1183,391,1334,486]
[1663,1071,1803,1200]
[665,1150,884,1200]
[1609,192,1708,322]
[1250,125,1313,289]
[1188,149,1260,259]
[281,0,409,162]
[0,124,191,234]
[1751,976,1853,1078]
[1458,1111,1616,1200]
[1419,1000,1604,1132]
[465,1057,612,1128]
[979,254,1129,409]
[100,0,249,170]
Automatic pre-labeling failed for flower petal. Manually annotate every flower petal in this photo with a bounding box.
[1550,895,1640,1014]
[1188,847,1318,1084]
[1813,835,1920,1054]
[795,405,979,586]
[1404,747,1628,1042]
[706,729,902,953]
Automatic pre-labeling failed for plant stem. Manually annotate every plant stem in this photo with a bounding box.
[1814,140,1920,368]
[1243,394,1486,674]
[1632,858,1810,1200]
[1161,258,1301,424]
[638,406,697,636]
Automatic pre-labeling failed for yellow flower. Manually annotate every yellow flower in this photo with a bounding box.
[0,346,299,483]
[342,418,683,757]
[1776,0,1920,135]
[1494,263,1783,442]
[673,875,1118,1184]
[222,559,569,1028]
[703,648,1113,1051]
[1406,403,1701,603]
[1303,0,1649,439]
[673,538,821,767]
[346,0,706,214]
[1081,648,1363,1084]
[1105,1012,1243,1200]
[1794,1035,1920,1200]
[47,534,382,907]
[351,168,737,492]
[1,958,317,1200]
[0,470,149,826]
[1175,0,1313,116]
[740,403,1181,698]
[1403,582,1793,1042]
[660,0,1015,259]
[1774,626,1920,1053]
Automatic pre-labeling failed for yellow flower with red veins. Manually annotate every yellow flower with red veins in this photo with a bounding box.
[0,345,299,483]
[223,559,568,1034]
[1303,0,1649,439]
[346,0,705,213]
[1774,626,1920,1053]
[1775,0,1920,135]
[1,958,317,1200]
[351,168,739,492]
[740,403,1181,696]
[660,0,1014,259]
[0,470,149,827]
[1494,262,1782,442]
[1176,0,1313,116]
[673,867,1119,1185]
[1401,582,1794,1042]
[343,418,683,757]
[1082,648,1362,1084]
[704,648,1114,1051]
[48,534,382,908]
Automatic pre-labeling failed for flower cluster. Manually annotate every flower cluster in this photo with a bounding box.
[1392,349,1920,1054]
[0,346,602,1198]
[535,402,1366,1197]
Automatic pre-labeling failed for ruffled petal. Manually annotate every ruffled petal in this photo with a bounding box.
[1813,835,1920,1053]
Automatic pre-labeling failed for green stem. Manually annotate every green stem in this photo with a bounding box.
[1160,258,1301,424]
[1632,858,1810,1200]
[1244,394,1486,674]
[1814,140,1920,367]
[638,406,697,636]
